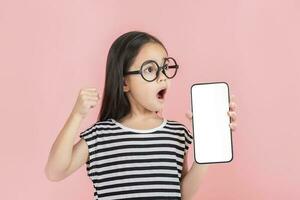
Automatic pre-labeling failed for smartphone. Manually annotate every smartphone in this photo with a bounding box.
[190,82,233,164]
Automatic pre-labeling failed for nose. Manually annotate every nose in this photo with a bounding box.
[156,67,167,82]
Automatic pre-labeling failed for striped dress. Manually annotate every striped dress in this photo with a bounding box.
[79,118,194,200]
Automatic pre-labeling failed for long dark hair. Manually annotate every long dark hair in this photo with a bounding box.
[97,31,168,122]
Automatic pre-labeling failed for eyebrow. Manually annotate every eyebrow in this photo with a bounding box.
[142,57,168,65]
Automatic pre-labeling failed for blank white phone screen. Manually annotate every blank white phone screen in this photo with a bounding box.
[191,82,233,164]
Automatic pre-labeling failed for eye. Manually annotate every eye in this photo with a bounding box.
[164,64,169,70]
[144,65,156,73]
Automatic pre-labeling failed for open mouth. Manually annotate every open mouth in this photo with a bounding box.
[157,88,167,99]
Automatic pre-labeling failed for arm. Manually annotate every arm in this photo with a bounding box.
[180,113,209,200]
[44,112,88,181]
[44,87,99,181]
[180,94,237,199]
[180,154,209,200]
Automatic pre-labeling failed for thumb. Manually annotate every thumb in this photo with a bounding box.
[185,110,193,120]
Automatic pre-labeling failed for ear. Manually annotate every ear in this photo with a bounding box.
[123,77,130,92]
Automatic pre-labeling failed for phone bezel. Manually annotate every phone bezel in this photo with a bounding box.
[190,81,234,164]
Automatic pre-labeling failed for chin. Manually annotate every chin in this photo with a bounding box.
[143,101,164,113]
[145,106,161,113]
[154,106,164,113]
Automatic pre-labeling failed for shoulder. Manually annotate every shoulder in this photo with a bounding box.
[79,119,115,139]
[166,119,190,131]
[166,118,193,139]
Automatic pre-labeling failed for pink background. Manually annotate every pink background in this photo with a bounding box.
[1,0,299,199]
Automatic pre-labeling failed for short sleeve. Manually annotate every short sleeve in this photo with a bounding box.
[182,125,194,154]
[79,123,98,164]
[79,123,97,141]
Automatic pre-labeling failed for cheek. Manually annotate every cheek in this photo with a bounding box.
[131,82,156,103]
[133,85,153,100]
[130,79,151,97]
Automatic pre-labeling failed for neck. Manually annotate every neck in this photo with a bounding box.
[120,111,163,123]
[123,92,163,122]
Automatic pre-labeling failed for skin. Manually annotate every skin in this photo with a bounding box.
[121,42,238,199]
[120,42,172,129]
[45,42,238,200]
[181,95,237,200]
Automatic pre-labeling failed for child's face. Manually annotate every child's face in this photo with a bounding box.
[123,42,171,113]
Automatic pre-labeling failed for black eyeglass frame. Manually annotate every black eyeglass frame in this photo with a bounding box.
[123,57,179,82]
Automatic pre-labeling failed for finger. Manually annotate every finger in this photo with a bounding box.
[84,87,98,91]
[229,102,237,111]
[84,96,100,101]
[227,111,237,121]
[229,122,237,130]
[185,113,192,120]
[83,93,100,99]
[187,110,193,116]
[85,100,98,108]
[228,111,237,122]
[230,94,235,101]
[82,90,99,95]
[185,111,193,120]
[82,91,100,98]
[82,92,99,96]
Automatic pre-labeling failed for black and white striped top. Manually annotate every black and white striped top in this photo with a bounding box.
[79,118,193,200]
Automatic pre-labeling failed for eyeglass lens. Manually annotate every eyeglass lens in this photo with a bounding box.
[141,58,177,81]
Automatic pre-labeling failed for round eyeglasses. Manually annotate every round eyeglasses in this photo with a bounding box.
[123,57,179,82]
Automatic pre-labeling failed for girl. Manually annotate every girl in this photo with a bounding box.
[45,31,238,200]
